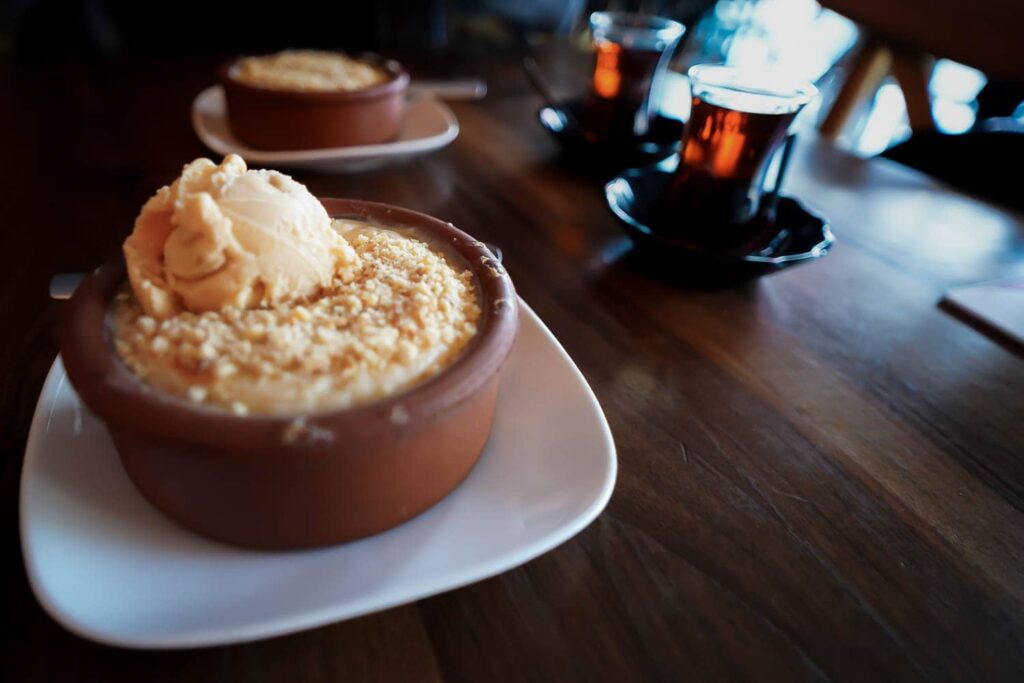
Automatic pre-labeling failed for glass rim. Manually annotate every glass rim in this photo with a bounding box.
[589,11,686,42]
[687,64,818,106]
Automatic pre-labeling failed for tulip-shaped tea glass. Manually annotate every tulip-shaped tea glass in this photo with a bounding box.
[663,64,817,247]
[581,11,685,141]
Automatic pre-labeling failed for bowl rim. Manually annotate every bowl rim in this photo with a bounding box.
[59,198,517,458]
[218,53,410,102]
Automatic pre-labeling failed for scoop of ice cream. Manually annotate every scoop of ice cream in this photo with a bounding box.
[123,155,356,318]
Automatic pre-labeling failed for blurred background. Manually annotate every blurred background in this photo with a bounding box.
[3,0,1021,206]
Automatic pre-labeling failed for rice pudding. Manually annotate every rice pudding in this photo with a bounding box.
[113,218,480,415]
[232,50,388,92]
[113,156,480,415]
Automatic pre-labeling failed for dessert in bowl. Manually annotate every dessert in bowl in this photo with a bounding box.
[219,50,410,150]
[60,156,517,549]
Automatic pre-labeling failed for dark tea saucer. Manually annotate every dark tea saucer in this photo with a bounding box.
[604,155,833,277]
[538,99,683,174]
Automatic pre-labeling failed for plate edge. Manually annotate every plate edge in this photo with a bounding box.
[19,300,617,649]
[191,86,460,165]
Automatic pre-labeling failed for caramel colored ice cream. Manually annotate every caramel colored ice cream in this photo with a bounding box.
[123,155,357,318]
[232,50,387,92]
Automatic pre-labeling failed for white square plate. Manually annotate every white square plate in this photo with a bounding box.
[191,86,460,173]
[20,300,616,649]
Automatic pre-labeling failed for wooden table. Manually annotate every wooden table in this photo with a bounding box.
[2,52,1023,682]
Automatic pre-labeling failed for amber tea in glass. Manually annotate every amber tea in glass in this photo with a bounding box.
[663,65,816,246]
[581,12,684,141]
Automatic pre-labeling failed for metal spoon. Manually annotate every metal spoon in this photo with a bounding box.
[50,273,85,300]
[408,79,487,101]
[522,56,576,129]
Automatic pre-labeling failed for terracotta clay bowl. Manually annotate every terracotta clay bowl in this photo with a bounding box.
[59,199,518,550]
[219,55,410,150]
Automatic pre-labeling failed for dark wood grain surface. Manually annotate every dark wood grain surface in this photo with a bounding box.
[2,52,1023,682]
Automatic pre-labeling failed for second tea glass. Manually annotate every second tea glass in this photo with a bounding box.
[581,12,685,141]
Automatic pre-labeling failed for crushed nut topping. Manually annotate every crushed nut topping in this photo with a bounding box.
[112,221,481,415]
